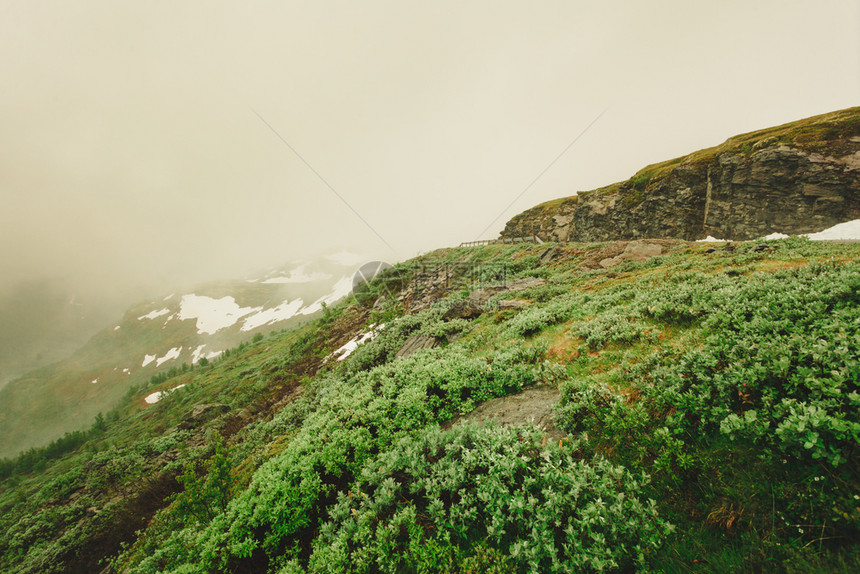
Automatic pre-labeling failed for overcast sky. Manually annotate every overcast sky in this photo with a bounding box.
[2,0,859,303]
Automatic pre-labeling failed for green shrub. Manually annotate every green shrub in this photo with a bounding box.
[179,348,547,572]
[569,308,658,350]
[506,293,590,337]
[309,424,673,573]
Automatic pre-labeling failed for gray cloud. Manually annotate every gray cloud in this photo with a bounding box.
[2,0,859,306]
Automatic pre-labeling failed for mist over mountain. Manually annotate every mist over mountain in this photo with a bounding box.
[0,278,128,390]
[0,253,371,457]
[0,2,859,571]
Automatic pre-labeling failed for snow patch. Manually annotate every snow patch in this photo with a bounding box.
[155,347,182,367]
[122,368,131,375]
[142,354,156,367]
[704,221,860,244]
[241,298,304,331]
[191,345,207,365]
[326,323,385,362]
[299,276,353,316]
[113,325,121,331]
[144,384,186,405]
[805,219,860,241]
[163,293,175,301]
[697,236,731,243]
[91,378,99,384]
[138,308,171,321]
[191,344,222,364]
[178,294,260,335]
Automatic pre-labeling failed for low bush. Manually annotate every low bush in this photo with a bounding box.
[310,424,673,573]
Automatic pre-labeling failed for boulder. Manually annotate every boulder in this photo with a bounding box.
[599,240,663,268]
[395,335,441,359]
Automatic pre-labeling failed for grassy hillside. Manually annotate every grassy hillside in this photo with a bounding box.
[0,259,355,459]
[0,238,858,573]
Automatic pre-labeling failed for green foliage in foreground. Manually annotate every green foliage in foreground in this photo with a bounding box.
[1,238,859,574]
[554,254,860,569]
[140,345,550,573]
[308,424,671,573]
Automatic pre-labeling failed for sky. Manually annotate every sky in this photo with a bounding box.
[2,0,859,304]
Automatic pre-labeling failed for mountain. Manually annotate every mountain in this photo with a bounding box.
[0,237,857,573]
[0,279,126,392]
[1,112,859,574]
[0,254,366,458]
[501,106,860,242]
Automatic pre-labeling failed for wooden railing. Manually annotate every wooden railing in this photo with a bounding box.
[459,235,543,247]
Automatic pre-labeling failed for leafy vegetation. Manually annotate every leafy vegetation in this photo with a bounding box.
[0,237,858,573]
[309,424,671,573]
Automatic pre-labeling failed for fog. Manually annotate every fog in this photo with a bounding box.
[2,0,859,308]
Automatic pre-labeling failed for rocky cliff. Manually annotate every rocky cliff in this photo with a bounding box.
[501,107,860,242]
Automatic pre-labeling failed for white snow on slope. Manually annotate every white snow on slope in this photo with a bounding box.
[704,220,860,244]
[191,345,206,365]
[299,276,354,316]
[156,346,182,367]
[326,323,385,362]
[91,378,98,384]
[178,294,260,335]
[144,384,186,405]
[138,308,171,320]
[241,298,304,332]
[190,345,222,364]
[696,236,731,243]
[806,219,860,241]
[142,354,156,367]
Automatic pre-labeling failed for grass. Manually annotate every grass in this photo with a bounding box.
[0,238,857,573]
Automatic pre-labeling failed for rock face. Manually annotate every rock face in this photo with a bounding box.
[501,107,860,242]
[395,335,441,359]
[599,240,663,269]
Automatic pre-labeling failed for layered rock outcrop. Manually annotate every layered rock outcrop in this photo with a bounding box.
[501,107,860,242]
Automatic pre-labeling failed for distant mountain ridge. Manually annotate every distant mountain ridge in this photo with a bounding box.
[0,279,124,392]
[501,107,860,242]
[0,255,364,458]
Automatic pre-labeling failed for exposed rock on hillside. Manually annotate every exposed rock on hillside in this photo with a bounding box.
[598,240,663,269]
[501,107,860,242]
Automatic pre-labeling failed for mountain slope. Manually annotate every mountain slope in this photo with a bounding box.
[0,237,857,573]
[0,257,361,458]
[501,106,860,242]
